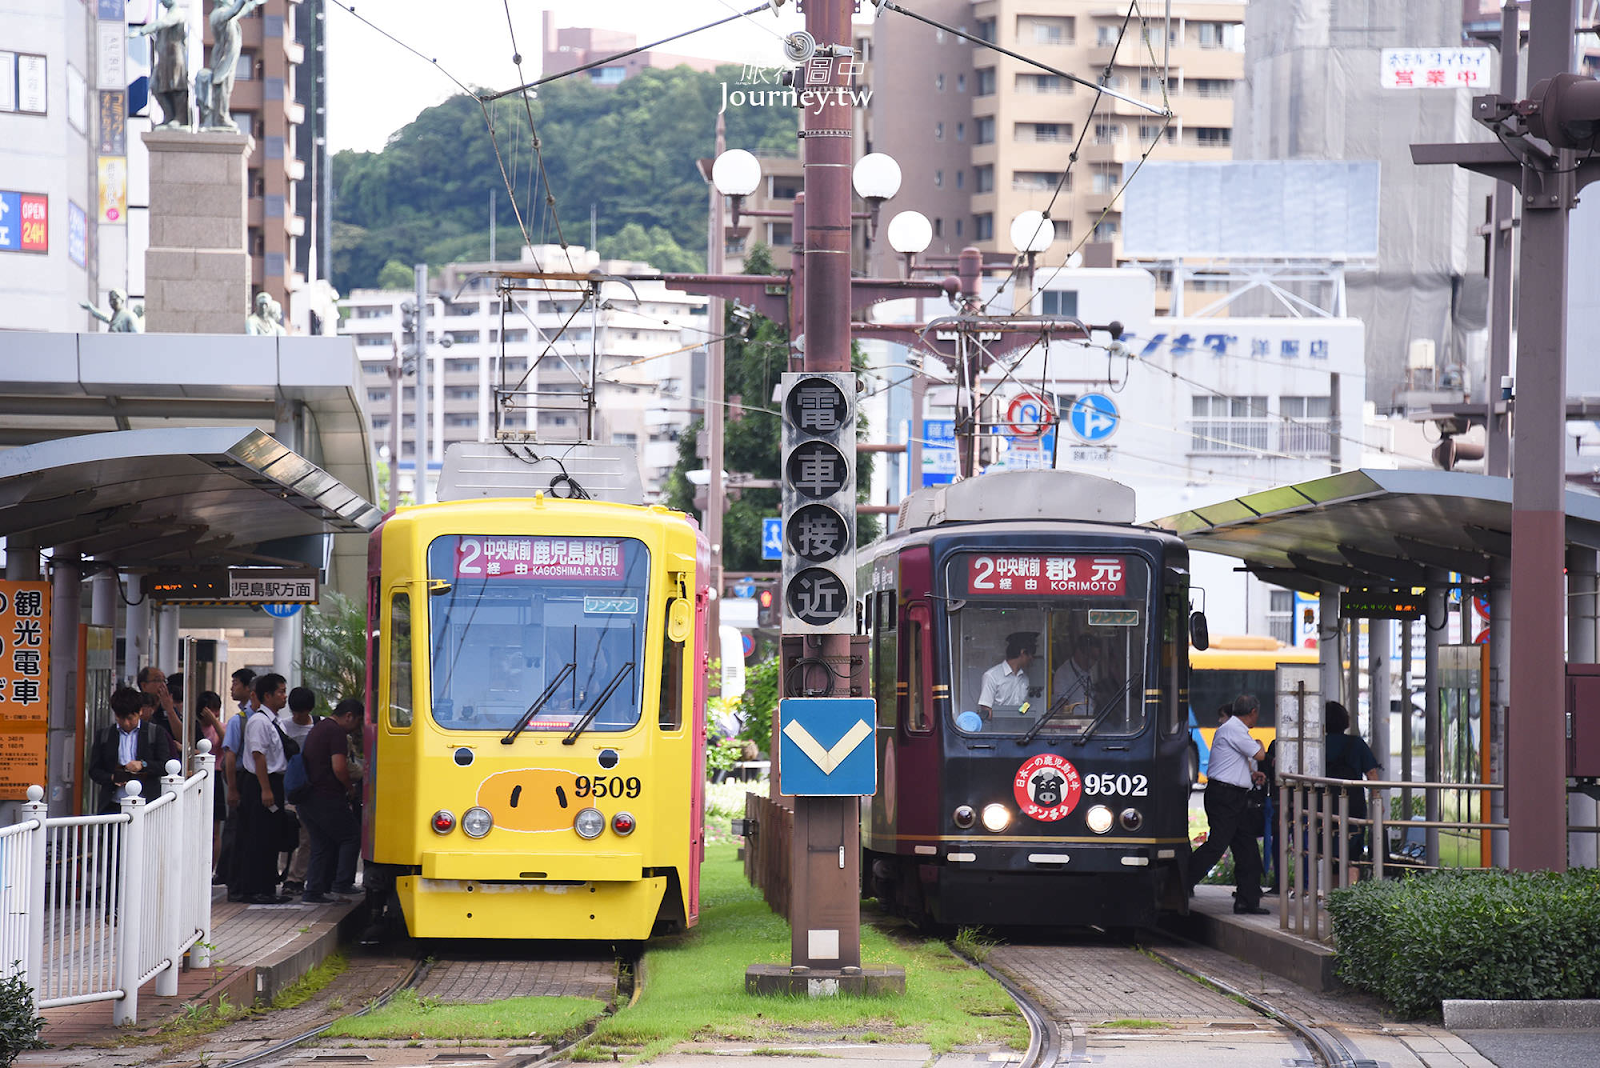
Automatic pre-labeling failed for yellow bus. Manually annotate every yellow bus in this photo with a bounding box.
[1188,635,1318,782]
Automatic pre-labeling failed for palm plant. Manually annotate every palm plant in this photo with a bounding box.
[298,591,367,712]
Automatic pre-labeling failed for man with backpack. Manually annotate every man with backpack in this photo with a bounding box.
[297,698,364,903]
[240,673,294,904]
[278,687,317,893]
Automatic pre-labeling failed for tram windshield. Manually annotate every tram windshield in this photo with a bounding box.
[945,551,1150,738]
[425,534,648,733]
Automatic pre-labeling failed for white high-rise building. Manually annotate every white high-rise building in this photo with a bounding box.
[338,246,708,501]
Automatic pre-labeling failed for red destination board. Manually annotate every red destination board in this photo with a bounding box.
[963,553,1127,596]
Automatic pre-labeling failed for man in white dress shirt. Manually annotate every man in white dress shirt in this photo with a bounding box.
[1188,692,1269,914]
[978,632,1037,720]
[1051,635,1100,716]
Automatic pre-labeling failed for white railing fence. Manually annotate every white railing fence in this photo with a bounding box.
[3,741,214,1026]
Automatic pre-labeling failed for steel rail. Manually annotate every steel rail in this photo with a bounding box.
[958,952,1060,1068]
[211,954,430,1068]
[1141,939,1362,1068]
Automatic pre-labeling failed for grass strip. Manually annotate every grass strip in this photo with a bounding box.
[578,841,1027,1062]
[324,988,606,1040]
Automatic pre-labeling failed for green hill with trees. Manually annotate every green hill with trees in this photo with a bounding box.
[331,66,798,292]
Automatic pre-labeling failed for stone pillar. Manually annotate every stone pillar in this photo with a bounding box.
[124,573,151,684]
[156,605,180,675]
[49,558,82,816]
[141,129,253,334]
[90,571,119,629]
[1568,547,1599,868]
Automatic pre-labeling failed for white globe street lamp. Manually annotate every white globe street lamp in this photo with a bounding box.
[852,153,903,242]
[851,153,902,200]
[886,210,932,255]
[711,149,761,197]
[1009,210,1055,255]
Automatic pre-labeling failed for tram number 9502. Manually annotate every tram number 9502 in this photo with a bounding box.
[573,775,642,800]
[1081,773,1149,798]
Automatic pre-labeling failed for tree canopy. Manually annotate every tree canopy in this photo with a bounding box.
[664,244,879,571]
[332,66,798,292]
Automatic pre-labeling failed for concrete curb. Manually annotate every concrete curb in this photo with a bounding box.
[1443,999,1600,1029]
[250,905,366,1005]
[1160,905,1342,993]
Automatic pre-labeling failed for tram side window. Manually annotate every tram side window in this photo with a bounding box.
[873,591,897,728]
[659,634,684,731]
[906,601,931,733]
[389,591,413,728]
[368,577,380,723]
[1161,575,1186,735]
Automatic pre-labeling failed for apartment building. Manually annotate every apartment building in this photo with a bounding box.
[205,0,331,331]
[541,13,720,86]
[339,246,707,500]
[867,1,1244,271]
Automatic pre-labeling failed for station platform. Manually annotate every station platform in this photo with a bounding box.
[1164,883,1339,992]
[38,892,362,1048]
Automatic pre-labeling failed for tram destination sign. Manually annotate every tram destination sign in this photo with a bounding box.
[960,553,1128,597]
[1339,588,1422,620]
[145,569,320,604]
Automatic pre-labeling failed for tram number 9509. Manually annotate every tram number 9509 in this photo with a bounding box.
[574,775,642,800]
[1081,773,1149,798]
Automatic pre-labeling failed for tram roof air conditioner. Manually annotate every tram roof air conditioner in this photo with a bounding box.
[435,441,645,505]
[897,470,1136,532]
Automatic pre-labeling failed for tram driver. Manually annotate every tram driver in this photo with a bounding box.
[977,631,1038,721]
[1051,633,1100,718]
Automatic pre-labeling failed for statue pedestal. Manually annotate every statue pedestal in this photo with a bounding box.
[142,129,253,334]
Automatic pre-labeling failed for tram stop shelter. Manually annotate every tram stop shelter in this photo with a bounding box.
[0,332,381,818]
[1154,467,1600,869]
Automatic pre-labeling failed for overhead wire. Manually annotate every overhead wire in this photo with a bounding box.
[499,0,577,272]
[328,3,542,268]
[480,3,779,101]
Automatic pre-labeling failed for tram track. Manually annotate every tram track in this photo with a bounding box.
[979,928,1373,1068]
[1139,937,1364,1068]
[203,943,639,1068]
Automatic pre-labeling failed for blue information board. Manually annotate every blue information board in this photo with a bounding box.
[778,697,878,797]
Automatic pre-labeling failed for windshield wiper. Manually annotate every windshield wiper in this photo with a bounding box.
[1072,684,1132,746]
[1018,693,1082,746]
[562,662,635,745]
[500,662,576,745]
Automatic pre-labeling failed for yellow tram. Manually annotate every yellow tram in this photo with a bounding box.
[361,445,709,940]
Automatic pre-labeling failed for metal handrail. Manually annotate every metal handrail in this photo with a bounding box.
[1275,772,1506,945]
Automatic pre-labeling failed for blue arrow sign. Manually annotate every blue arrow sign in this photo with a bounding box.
[762,517,783,560]
[1069,393,1120,443]
[778,697,878,797]
[262,603,301,618]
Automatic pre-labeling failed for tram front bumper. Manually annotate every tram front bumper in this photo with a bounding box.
[421,849,643,882]
[396,874,668,940]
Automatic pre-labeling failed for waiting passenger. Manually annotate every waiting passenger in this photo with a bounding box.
[1324,701,1381,885]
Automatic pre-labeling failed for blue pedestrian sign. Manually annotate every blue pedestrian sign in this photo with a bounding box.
[778,697,878,797]
[262,603,301,618]
[733,576,755,599]
[761,518,783,560]
[1068,393,1120,443]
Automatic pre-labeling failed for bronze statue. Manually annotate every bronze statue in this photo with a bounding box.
[132,0,190,128]
[81,290,144,333]
[198,0,265,131]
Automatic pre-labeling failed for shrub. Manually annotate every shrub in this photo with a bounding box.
[739,656,779,756]
[0,969,46,1067]
[1327,868,1600,1017]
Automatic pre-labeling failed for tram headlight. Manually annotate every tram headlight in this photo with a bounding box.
[574,807,606,840]
[430,809,456,835]
[612,811,636,836]
[1085,805,1114,834]
[1119,807,1143,832]
[952,805,977,830]
[980,804,1011,833]
[462,807,493,839]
